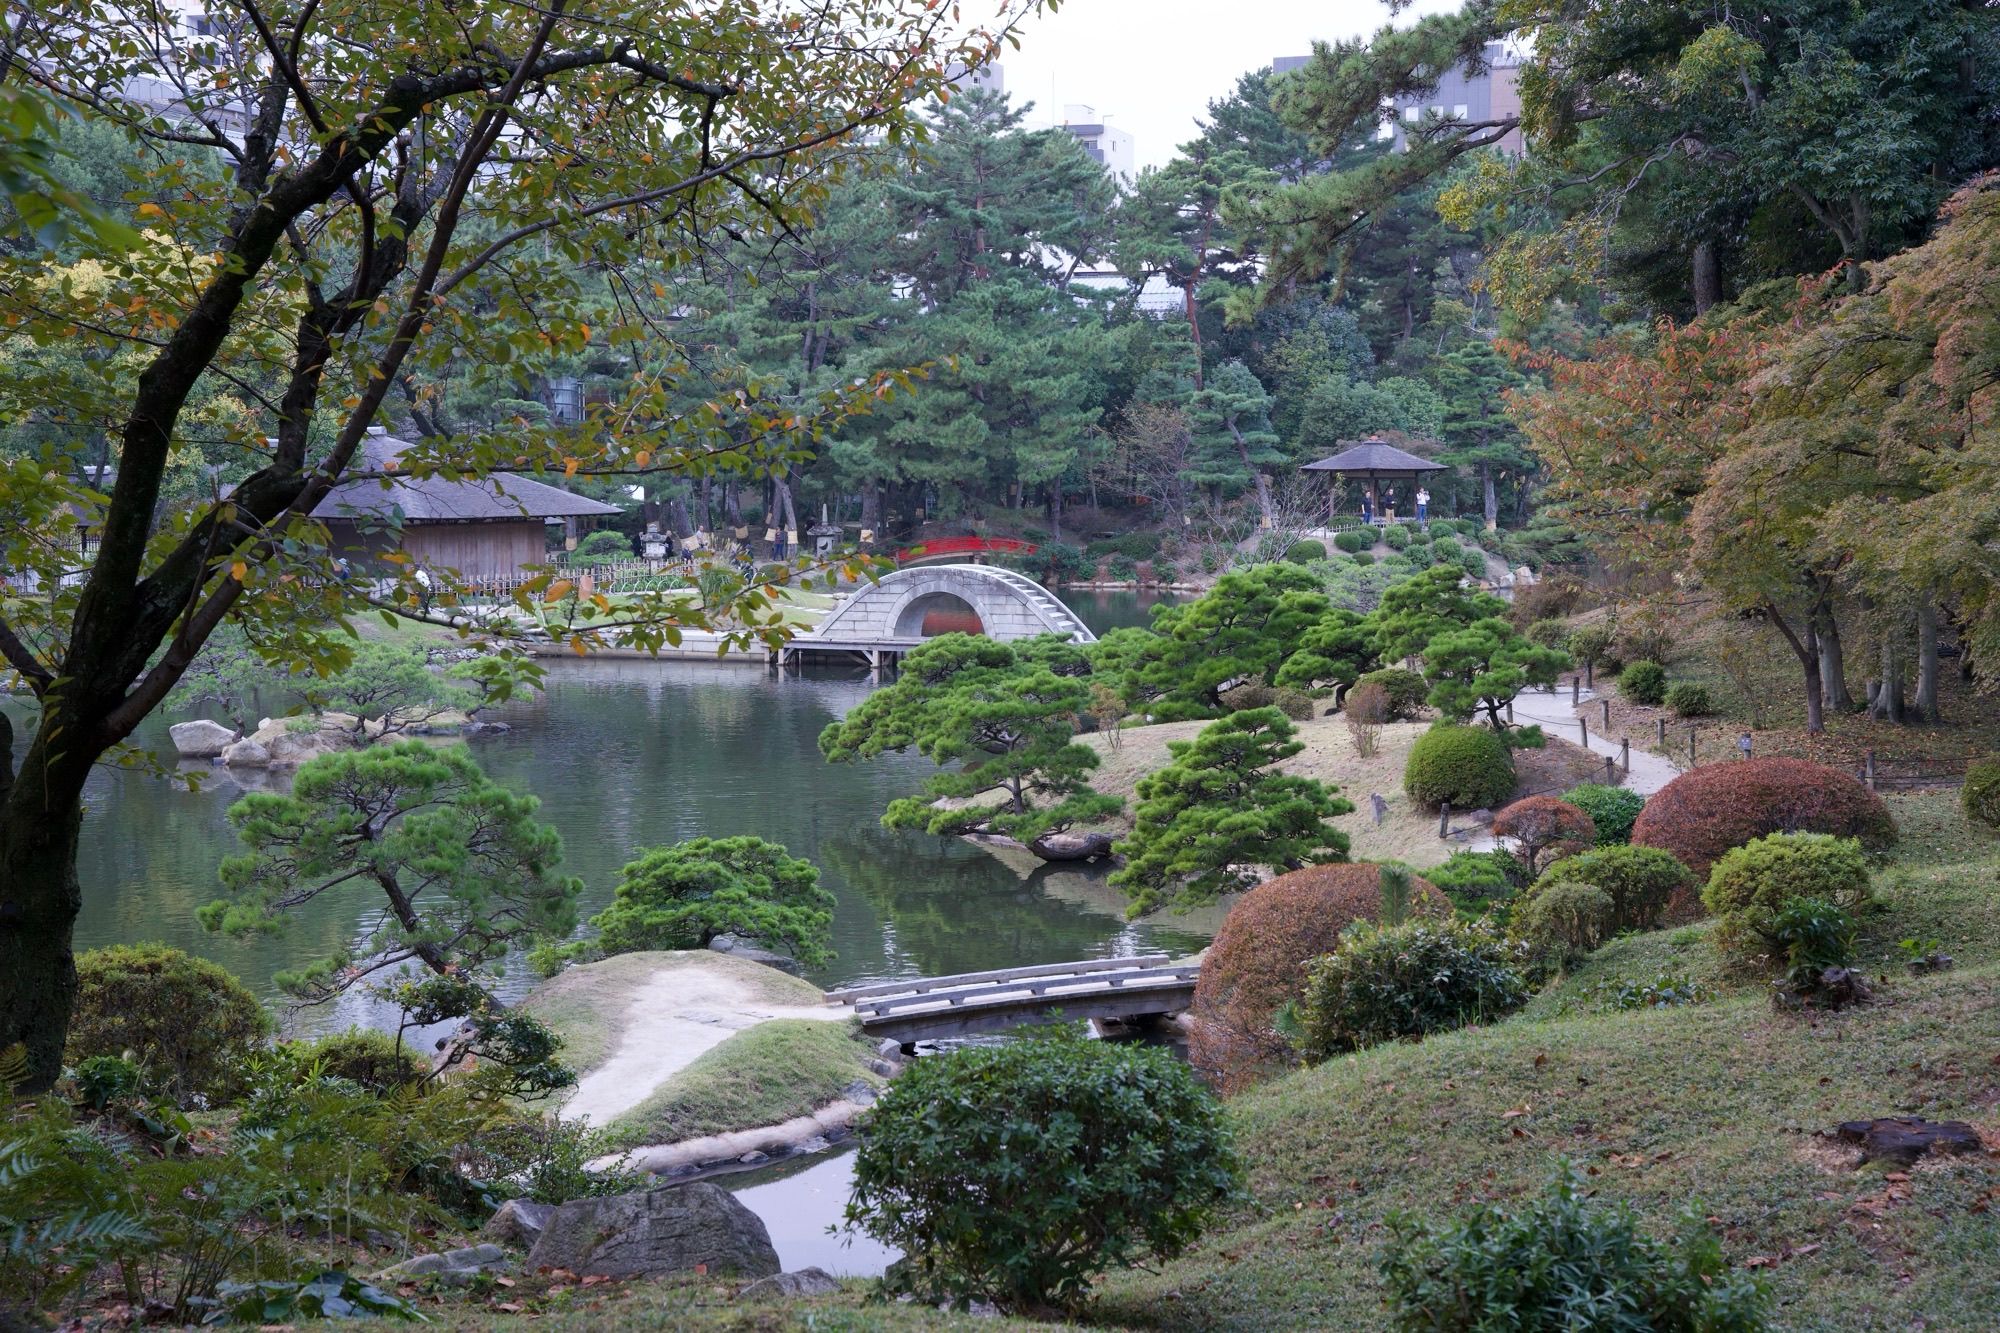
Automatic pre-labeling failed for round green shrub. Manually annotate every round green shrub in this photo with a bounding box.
[1560,784,1645,845]
[845,1029,1239,1312]
[1431,537,1463,562]
[1664,681,1713,717]
[1294,920,1529,1058]
[1963,755,2000,830]
[1383,1165,1771,1331]
[1515,880,1616,966]
[1459,549,1487,579]
[1525,619,1569,649]
[1619,660,1667,705]
[1425,849,1526,911]
[1564,624,1618,670]
[1352,550,1376,566]
[1286,539,1327,563]
[1702,832,1871,959]
[590,835,835,967]
[1353,667,1429,721]
[279,1029,429,1094]
[1334,528,1373,554]
[68,943,271,1106]
[1404,724,1516,811]
[1537,844,1692,931]
[1383,523,1412,551]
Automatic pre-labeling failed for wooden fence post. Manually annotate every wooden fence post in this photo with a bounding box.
[1600,698,1611,729]
[1585,660,1594,688]
[1579,717,1589,747]
[1657,717,1667,746]
[1506,700,1515,725]
[1688,726,1697,768]
[1620,737,1630,775]
[1865,750,1877,791]
[1572,676,1581,706]
[1604,755,1616,784]
[1438,802,1451,839]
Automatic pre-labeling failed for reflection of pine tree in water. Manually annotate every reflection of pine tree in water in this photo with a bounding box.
[819,827,1211,982]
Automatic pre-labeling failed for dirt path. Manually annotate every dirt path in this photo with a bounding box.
[1509,683,1681,795]
[560,963,848,1129]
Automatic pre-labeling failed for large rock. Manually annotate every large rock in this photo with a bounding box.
[738,1267,840,1300]
[708,933,802,976]
[482,1198,554,1250]
[220,737,270,768]
[169,719,237,759]
[525,1182,779,1280]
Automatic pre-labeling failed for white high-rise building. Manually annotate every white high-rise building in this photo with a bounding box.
[1059,104,1135,184]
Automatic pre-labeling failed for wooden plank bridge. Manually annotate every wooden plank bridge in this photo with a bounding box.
[825,954,1200,1049]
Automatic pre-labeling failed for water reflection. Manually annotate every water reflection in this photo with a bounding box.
[723,1149,896,1276]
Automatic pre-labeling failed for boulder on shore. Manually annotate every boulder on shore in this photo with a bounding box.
[525,1182,779,1280]
[481,1198,553,1250]
[220,737,271,768]
[739,1267,840,1300]
[707,933,803,976]
[169,719,238,759]
[375,1243,511,1287]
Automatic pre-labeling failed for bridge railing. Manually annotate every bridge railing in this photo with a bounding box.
[893,535,1039,564]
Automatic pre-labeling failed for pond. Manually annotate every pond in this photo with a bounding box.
[13,588,1194,1273]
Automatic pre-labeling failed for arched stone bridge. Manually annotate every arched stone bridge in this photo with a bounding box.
[811,564,1096,645]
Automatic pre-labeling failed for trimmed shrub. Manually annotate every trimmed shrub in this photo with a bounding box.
[1431,536,1463,562]
[1561,783,1645,845]
[1516,880,1616,966]
[1294,920,1529,1058]
[1702,832,1871,959]
[1425,849,1527,912]
[1664,681,1713,717]
[1286,539,1327,563]
[1459,549,1487,579]
[1536,844,1693,932]
[1631,757,1896,877]
[1333,528,1373,554]
[1383,523,1412,551]
[1382,1165,1771,1331]
[68,943,271,1106]
[1963,755,2000,830]
[1619,659,1667,705]
[1353,667,1429,720]
[1403,724,1516,812]
[845,1028,1238,1313]
[1105,553,1138,582]
[1564,624,1617,671]
[1352,550,1376,566]
[1187,865,1448,1088]
[1220,681,1317,721]
[278,1029,428,1094]
[1492,797,1596,878]
[1526,618,1570,649]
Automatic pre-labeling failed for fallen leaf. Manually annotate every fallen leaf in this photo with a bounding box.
[1745,1256,1775,1269]
[581,1274,612,1287]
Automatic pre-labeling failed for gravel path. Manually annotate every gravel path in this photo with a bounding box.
[1510,683,1681,795]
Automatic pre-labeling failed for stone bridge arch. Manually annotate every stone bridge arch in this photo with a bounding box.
[813,564,1096,644]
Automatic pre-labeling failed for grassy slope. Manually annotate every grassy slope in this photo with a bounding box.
[1079,717,1600,870]
[523,951,826,1080]
[605,1017,881,1145]
[1088,790,2000,1331]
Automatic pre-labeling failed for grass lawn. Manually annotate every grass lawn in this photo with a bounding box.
[604,1018,881,1146]
[1079,716,1602,869]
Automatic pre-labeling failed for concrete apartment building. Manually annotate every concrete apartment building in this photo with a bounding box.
[1059,104,1136,183]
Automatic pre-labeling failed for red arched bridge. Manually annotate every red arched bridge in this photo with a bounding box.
[893,535,1038,565]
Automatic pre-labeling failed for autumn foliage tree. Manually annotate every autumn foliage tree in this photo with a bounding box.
[1492,797,1596,880]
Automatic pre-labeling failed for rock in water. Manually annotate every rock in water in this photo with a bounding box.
[1835,1117,1984,1166]
[525,1182,779,1280]
[220,737,271,768]
[169,719,237,759]
[739,1267,840,1300]
[482,1198,553,1250]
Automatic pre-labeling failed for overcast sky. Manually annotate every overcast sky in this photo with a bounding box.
[997,0,1464,170]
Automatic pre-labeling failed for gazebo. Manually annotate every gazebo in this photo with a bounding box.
[1299,437,1447,525]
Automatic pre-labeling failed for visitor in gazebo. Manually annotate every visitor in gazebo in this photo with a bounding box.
[1416,487,1430,526]
[1361,491,1374,524]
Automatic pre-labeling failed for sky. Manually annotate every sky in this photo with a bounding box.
[997,0,1464,170]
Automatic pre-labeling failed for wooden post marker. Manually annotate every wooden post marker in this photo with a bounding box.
[1865,750,1878,791]
[1688,726,1698,767]
[1600,698,1611,729]
[1438,802,1452,839]
[1572,676,1581,705]
[1579,717,1589,747]
[1620,737,1630,774]
[1658,717,1667,745]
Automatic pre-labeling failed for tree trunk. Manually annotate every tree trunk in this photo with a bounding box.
[1916,602,1941,722]
[1765,602,1825,735]
[1815,609,1854,713]
[1691,241,1721,315]
[1047,481,1063,541]
[859,478,880,545]
[1871,629,1906,724]
[0,714,90,1092]
[1481,462,1498,530]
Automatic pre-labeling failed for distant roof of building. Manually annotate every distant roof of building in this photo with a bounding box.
[311,428,622,524]
[1299,438,1446,476]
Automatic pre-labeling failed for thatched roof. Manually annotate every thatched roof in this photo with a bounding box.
[1299,438,1446,477]
[311,429,621,525]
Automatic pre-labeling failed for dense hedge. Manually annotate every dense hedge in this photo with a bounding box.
[1630,757,1895,877]
[68,943,272,1105]
[1294,920,1529,1058]
[1403,724,1516,811]
[1964,755,2000,830]
[1187,864,1447,1089]
[1353,667,1429,720]
[1561,783,1645,845]
[1285,539,1326,563]
[1702,832,1872,959]
[1534,844,1693,932]
[1619,660,1667,705]
[1333,528,1373,554]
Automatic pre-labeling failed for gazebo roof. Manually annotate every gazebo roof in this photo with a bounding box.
[1299,438,1446,476]
[311,429,622,526]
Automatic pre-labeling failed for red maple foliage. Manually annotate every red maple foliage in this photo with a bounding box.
[1493,796,1597,878]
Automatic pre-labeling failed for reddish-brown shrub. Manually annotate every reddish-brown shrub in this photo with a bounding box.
[1187,864,1447,1091]
[1492,797,1597,878]
[1630,758,1896,879]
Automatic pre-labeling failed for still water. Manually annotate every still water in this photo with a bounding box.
[24,588,1188,1273]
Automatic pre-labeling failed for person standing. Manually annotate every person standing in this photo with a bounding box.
[1416,487,1430,526]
